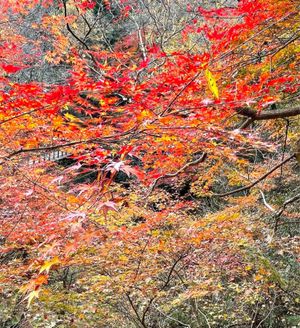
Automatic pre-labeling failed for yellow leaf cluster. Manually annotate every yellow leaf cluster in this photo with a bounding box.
[205,69,219,99]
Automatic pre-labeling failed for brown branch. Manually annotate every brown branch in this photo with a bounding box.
[146,153,207,197]
[236,106,300,121]
[2,126,139,163]
[279,193,300,209]
[276,220,300,227]
[162,249,190,290]
[7,162,70,210]
[61,0,116,82]
[0,103,56,125]
[61,0,89,50]
[132,239,151,285]
[126,293,147,328]
[80,14,94,42]
[239,117,254,129]
[2,141,91,162]
[214,154,296,197]
[141,298,154,326]
[0,109,37,125]
[273,192,300,232]
[159,70,203,117]
[217,11,297,62]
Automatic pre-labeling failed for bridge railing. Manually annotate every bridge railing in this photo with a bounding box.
[27,150,70,165]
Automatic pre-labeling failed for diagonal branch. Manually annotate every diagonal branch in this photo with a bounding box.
[61,0,89,50]
[146,153,207,197]
[213,154,296,197]
[126,293,147,328]
[273,192,300,231]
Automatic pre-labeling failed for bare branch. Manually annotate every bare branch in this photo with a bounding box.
[1,126,139,163]
[162,251,189,290]
[214,154,296,197]
[274,192,300,231]
[126,293,147,328]
[236,106,300,121]
[259,189,276,212]
[146,153,207,197]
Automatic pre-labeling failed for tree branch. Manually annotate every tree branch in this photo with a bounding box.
[273,192,300,231]
[126,293,147,328]
[236,106,300,122]
[1,127,139,163]
[162,250,190,290]
[61,0,89,50]
[146,153,207,197]
[214,154,296,197]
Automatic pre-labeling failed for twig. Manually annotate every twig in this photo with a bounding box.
[239,117,254,129]
[256,294,277,328]
[0,109,39,125]
[126,293,147,328]
[280,119,289,176]
[273,192,300,232]
[159,71,203,117]
[276,220,300,227]
[213,154,295,197]
[141,298,154,325]
[250,301,260,328]
[2,126,139,163]
[62,0,89,50]
[197,307,211,328]
[146,153,207,197]
[153,304,191,327]
[259,189,275,212]
[162,252,189,290]
[61,0,116,82]
[6,160,70,210]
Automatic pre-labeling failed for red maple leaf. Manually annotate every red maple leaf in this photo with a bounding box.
[2,64,25,73]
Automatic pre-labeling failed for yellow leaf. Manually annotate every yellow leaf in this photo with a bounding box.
[39,256,61,274]
[151,230,160,237]
[145,124,156,129]
[26,290,40,308]
[99,99,106,106]
[98,275,111,282]
[253,274,263,282]
[64,112,81,123]
[140,110,151,118]
[67,195,79,204]
[119,255,129,263]
[205,69,219,99]
[245,264,253,271]
[155,135,176,142]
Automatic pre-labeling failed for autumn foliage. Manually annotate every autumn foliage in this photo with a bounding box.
[0,0,299,327]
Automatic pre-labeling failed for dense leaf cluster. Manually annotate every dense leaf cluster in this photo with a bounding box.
[0,0,299,327]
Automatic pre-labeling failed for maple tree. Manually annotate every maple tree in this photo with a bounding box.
[0,0,299,327]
